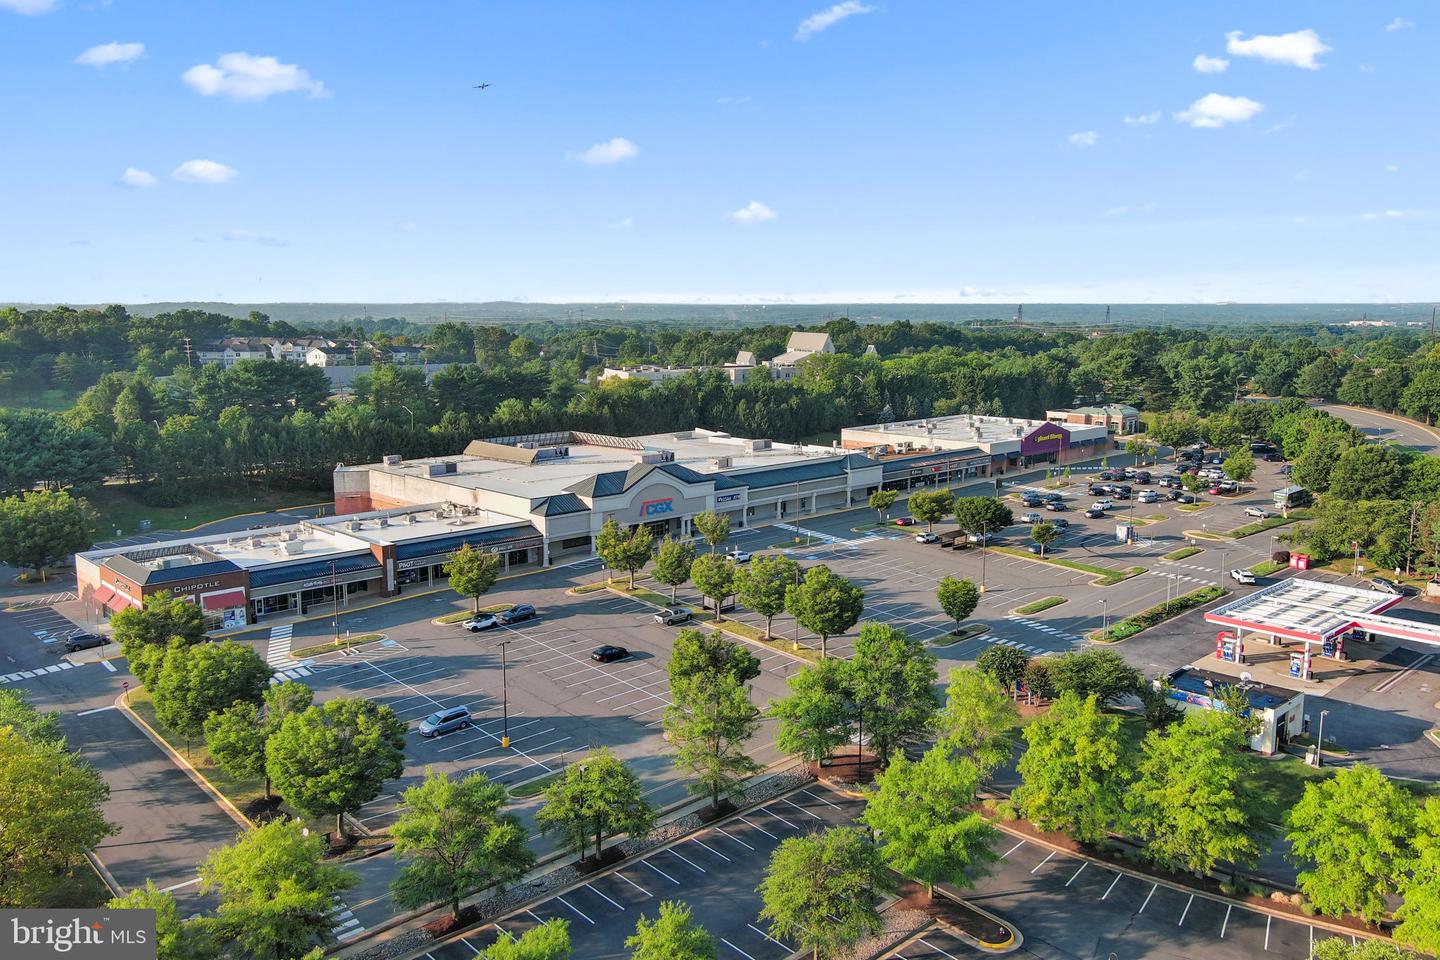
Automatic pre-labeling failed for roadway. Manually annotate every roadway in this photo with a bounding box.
[1318,403,1440,454]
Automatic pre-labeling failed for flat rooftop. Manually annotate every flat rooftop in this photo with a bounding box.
[349,429,846,499]
[845,413,1107,446]
[1205,578,1404,642]
[1170,667,1298,711]
[313,503,531,544]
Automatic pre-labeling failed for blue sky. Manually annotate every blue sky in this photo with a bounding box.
[1,1,1435,304]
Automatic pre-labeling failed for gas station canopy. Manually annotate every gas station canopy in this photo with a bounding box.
[1205,578,1424,646]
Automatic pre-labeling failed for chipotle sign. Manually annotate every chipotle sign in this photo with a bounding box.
[1019,422,1070,457]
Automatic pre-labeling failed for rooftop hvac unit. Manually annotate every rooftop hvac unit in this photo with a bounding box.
[746,438,772,452]
[518,441,539,449]
[346,521,363,532]
[378,517,389,528]
[280,540,305,556]
[405,513,418,524]
[535,446,569,460]
[383,454,402,466]
[428,462,458,477]
[284,530,299,541]
[712,456,732,470]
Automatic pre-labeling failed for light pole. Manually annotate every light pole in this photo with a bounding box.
[1101,598,1108,638]
[979,522,988,593]
[1218,549,1226,588]
[1314,709,1329,767]
[399,403,416,432]
[499,638,512,749]
[330,559,340,645]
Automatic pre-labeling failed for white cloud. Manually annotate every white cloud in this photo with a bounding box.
[1068,130,1099,148]
[1265,118,1296,134]
[224,228,285,246]
[1361,209,1422,220]
[573,137,639,166]
[0,0,57,14]
[1385,17,1413,31]
[795,1,875,41]
[725,200,777,224]
[1123,110,1161,126]
[612,217,634,229]
[1174,93,1264,128]
[119,167,155,189]
[182,52,328,101]
[1386,163,1400,173]
[1192,54,1229,73]
[1225,29,1331,69]
[76,42,145,68]
[172,159,238,184]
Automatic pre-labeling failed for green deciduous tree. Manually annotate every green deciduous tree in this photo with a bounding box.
[625,900,716,960]
[1329,444,1408,501]
[1396,797,1440,955]
[950,496,1012,538]
[935,667,1019,776]
[445,543,501,614]
[758,826,891,960]
[975,645,1029,695]
[906,489,954,532]
[771,657,852,766]
[867,488,898,523]
[847,623,939,766]
[861,746,998,896]
[935,576,979,632]
[1014,692,1127,844]
[204,701,270,794]
[1049,648,1141,706]
[1222,449,1256,489]
[480,920,571,960]
[594,518,654,588]
[689,552,737,621]
[389,770,535,919]
[1288,764,1418,924]
[785,564,864,658]
[1313,939,1421,960]
[154,640,271,743]
[113,594,208,686]
[651,537,696,603]
[266,698,407,838]
[0,688,63,744]
[692,510,731,552]
[1030,520,1059,557]
[536,747,655,862]
[108,883,198,960]
[199,819,357,960]
[667,630,760,688]
[1124,709,1269,876]
[664,663,761,811]
[735,554,799,638]
[0,489,95,579]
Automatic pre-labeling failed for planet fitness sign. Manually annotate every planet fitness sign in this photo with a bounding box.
[1019,422,1070,457]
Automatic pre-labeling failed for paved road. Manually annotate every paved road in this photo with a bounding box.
[1319,403,1439,454]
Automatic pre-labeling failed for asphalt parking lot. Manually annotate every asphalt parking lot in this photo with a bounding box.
[423,784,863,960]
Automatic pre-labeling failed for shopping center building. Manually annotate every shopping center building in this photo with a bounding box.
[840,413,1113,471]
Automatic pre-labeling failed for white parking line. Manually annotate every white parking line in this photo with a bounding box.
[614,871,652,898]
[781,797,824,820]
[1101,873,1121,899]
[748,923,788,950]
[715,826,756,851]
[1138,883,1158,914]
[639,859,679,885]
[737,816,777,840]
[666,847,707,873]
[1001,840,1026,860]
[721,938,758,960]
[1265,915,1271,950]
[916,938,962,960]
[689,837,732,862]
[1065,862,1087,886]
[1178,893,1194,926]
[1030,851,1055,874]
[583,882,625,911]
[1221,903,1232,938]
[802,788,844,810]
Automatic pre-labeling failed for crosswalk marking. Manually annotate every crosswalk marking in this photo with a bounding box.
[265,624,300,670]
[329,903,364,943]
[2,662,90,684]
[1004,615,1085,645]
[1148,569,1211,587]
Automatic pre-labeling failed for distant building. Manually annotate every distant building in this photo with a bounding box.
[769,330,835,365]
[194,337,273,368]
[1160,668,1304,756]
[1046,404,1140,435]
[842,412,1110,472]
[600,329,823,386]
[306,345,352,367]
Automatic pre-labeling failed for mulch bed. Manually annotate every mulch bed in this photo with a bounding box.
[697,799,738,824]
[240,795,285,821]
[810,747,882,785]
[893,881,1011,946]
[575,846,626,876]
[423,906,479,938]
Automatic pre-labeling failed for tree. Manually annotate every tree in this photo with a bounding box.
[772,658,852,765]
[108,883,197,960]
[1287,764,1418,924]
[1125,439,1154,465]
[935,576,979,632]
[0,489,95,579]
[1222,449,1256,489]
[652,537,696,603]
[664,666,761,811]
[153,640,271,743]
[1396,797,1440,954]
[1136,675,1184,730]
[204,701,270,794]
[112,594,208,685]
[595,518,627,583]
[935,667,1019,776]
[758,827,890,960]
[690,552,737,621]
[785,564,864,658]
[847,623,939,766]
[480,920,572,960]
[861,746,998,896]
[735,554,799,638]
[1021,658,1056,704]
[199,819,356,960]
[867,488,898,524]
[625,900,716,960]
[1124,709,1269,876]
[1213,684,1263,739]
[445,544,501,614]
[266,698,407,838]
[0,727,116,907]
[951,496,1013,538]
[0,688,63,744]
[1049,648,1140,706]
[536,747,654,862]
[1329,444,1408,501]
[692,510,731,552]
[1030,520,1060,557]
[594,518,654,589]
[389,770,535,919]
[975,645,1029,695]
[667,630,760,688]
[1296,355,1343,400]
[1014,692,1127,844]
[1292,430,1356,493]
[907,489,953,532]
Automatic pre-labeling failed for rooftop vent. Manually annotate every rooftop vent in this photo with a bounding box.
[712,456,732,470]
[427,462,459,477]
[346,521,363,532]
[535,445,570,461]
[377,517,389,528]
[383,454,402,466]
[405,513,418,524]
[280,540,305,556]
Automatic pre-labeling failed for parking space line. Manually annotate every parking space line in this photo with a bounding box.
[1138,883,1157,914]
[1065,862,1087,886]
[1178,893,1194,926]
[1265,915,1271,950]
[614,871,652,898]
[666,848,707,873]
[802,788,844,810]
[526,910,545,925]
[759,806,798,830]
[748,923,787,950]
[715,826,756,851]
[583,882,625,911]
[1221,903,1232,938]
[1030,851,1055,874]
[1101,873,1121,899]
[781,797,824,820]
[917,938,961,960]
[738,816,777,839]
[1001,840,1026,860]
[721,938,758,960]
[639,859,679,885]
[689,837,732,862]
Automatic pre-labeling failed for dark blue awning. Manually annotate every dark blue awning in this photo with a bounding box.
[248,553,381,588]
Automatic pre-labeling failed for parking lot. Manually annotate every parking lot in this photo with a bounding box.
[422,784,862,960]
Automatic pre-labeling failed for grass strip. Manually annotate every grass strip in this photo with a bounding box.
[569,581,611,595]
[1222,509,1312,540]
[508,771,564,800]
[1249,559,1288,577]
[289,634,383,659]
[1013,596,1067,615]
[1176,502,1213,513]
[1092,585,1228,642]
[991,546,1144,585]
[435,604,514,624]
[1163,546,1202,561]
[931,622,989,646]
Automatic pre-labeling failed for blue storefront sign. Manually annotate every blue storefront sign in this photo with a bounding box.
[640,498,675,517]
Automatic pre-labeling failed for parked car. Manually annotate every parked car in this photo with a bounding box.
[1020,493,1043,507]
[1137,490,1159,504]
[419,706,472,738]
[1097,470,1116,481]
[1050,518,1070,529]
[1026,543,1044,554]
[654,607,692,626]
[1229,569,1256,585]
[966,531,993,544]
[1091,499,1114,511]
[1165,490,1183,501]
[463,614,499,632]
[1264,453,1285,462]
[726,549,752,563]
[1085,507,1106,519]
[914,532,939,544]
[62,633,108,653]
[1111,489,1130,500]
[1020,511,1042,523]
[1244,506,1272,519]
[1368,577,1404,596]
[1209,485,1222,495]
[591,644,629,663]
[1159,476,1182,489]
[1136,471,1152,483]
[1217,480,1238,493]
[1281,464,1294,475]
[1177,493,1196,504]
[1044,500,1068,512]
[497,603,537,625]
[1042,492,1064,502]
[1087,485,1106,497]
[894,517,916,526]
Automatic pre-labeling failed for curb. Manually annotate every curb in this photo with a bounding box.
[988,547,1144,588]
[85,852,124,898]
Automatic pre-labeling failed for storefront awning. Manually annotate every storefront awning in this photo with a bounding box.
[201,588,247,611]
[105,592,138,612]
[90,586,115,606]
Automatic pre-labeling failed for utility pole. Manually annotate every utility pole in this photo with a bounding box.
[182,336,193,367]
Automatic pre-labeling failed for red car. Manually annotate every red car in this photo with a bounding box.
[1209,485,1221,495]
[894,517,916,526]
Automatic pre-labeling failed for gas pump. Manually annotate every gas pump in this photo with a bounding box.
[1214,631,1245,664]
[1289,647,1314,681]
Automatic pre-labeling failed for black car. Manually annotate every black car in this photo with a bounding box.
[1177,493,1196,504]
[1097,471,1115,481]
[1112,489,1130,500]
[1135,471,1151,484]
[1165,490,1183,501]
[1050,518,1071,529]
[1042,492,1064,502]
[1020,494,1043,507]
[1087,485,1106,497]
[591,645,629,663]
[62,633,108,653]
[1264,453,1284,462]
[1085,507,1106,518]
[497,603,537,625]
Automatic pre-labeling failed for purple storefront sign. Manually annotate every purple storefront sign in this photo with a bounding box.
[1019,422,1070,457]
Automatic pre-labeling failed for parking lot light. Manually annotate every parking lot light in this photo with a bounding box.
[500,639,511,749]
[1315,709,1329,768]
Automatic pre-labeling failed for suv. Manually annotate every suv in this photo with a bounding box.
[1137,490,1159,504]
[62,633,108,653]
[1229,569,1256,585]
[654,607,692,626]
[463,614,498,632]
[1020,511,1042,524]
[1019,493,1043,508]
[1369,577,1403,596]
[1091,499,1114,511]
[419,706,472,737]
[914,531,939,544]
[497,603,537,625]
[1244,506,1271,519]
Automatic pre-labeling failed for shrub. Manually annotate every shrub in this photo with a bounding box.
[1273,550,1291,564]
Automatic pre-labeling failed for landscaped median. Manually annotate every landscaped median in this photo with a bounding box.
[1090,584,1229,642]
[434,603,514,625]
[603,582,821,664]
[1012,596,1066,616]
[930,622,988,646]
[1163,546,1202,561]
[1248,558,1288,577]
[289,634,385,660]
[990,546,1145,586]
[1221,508,1311,540]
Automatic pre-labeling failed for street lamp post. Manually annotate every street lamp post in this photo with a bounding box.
[1314,709,1329,767]
[399,404,416,432]
[979,522,988,593]
[1218,549,1226,588]
[499,639,511,749]
[1101,598,1108,638]
[330,559,340,645]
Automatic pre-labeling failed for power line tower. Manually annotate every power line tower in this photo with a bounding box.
[181,336,193,367]
[1431,305,1437,338]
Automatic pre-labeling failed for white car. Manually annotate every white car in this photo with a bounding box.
[1091,499,1113,511]
[726,549,752,564]
[914,532,939,544]
[1137,491,1159,504]
[1229,569,1256,585]
[1244,506,1271,519]
[1019,511,1042,524]
[463,614,498,632]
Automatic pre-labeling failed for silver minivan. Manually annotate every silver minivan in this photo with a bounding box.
[418,706,472,737]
